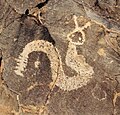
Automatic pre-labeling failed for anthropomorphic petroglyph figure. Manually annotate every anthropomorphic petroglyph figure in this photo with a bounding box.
[55,15,94,91]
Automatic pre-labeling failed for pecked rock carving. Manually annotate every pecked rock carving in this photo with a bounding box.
[56,15,94,91]
[0,0,120,114]
[2,13,59,106]
[14,40,59,79]
[91,83,107,101]
[14,15,94,92]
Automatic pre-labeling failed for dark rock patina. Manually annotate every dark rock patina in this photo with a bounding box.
[0,0,120,115]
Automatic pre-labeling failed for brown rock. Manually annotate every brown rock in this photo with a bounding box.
[0,0,120,115]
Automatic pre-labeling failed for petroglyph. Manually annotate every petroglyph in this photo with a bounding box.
[91,83,107,101]
[67,15,91,45]
[113,92,120,107]
[14,15,94,91]
[55,15,94,91]
[97,48,106,57]
[56,46,94,91]
[34,58,41,68]
[14,40,59,83]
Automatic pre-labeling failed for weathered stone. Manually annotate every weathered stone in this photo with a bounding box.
[1,13,58,107]
[6,0,42,14]
[0,0,120,115]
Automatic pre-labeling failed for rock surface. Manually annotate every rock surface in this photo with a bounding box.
[0,0,120,115]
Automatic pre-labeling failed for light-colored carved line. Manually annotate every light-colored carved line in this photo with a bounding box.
[67,15,91,45]
[55,15,94,91]
[14,15,94,91]
[113,92,120,107]
[91,19,120,34]
[14,40,59,84]
[92,90,107,101]
[73,15,79,28]
[91,83,107,101]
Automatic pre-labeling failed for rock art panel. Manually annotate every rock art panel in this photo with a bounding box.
[45,11,120,114]
[0,0,120,114]
[11,14,95,95]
